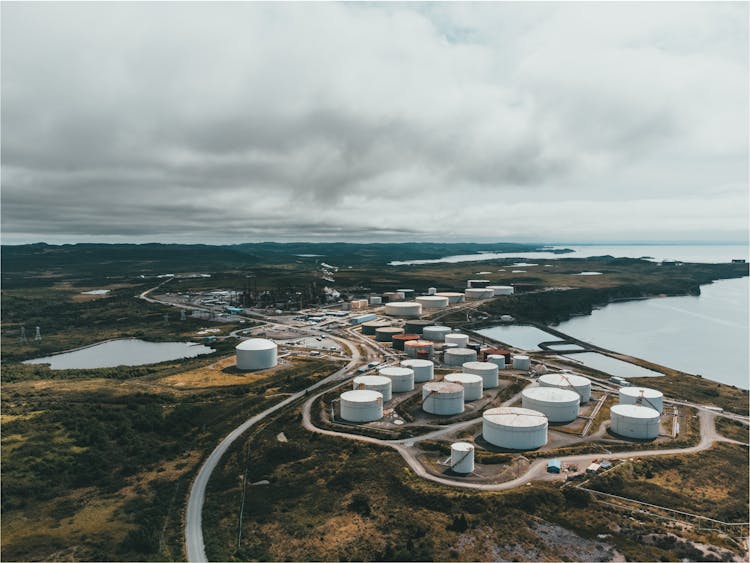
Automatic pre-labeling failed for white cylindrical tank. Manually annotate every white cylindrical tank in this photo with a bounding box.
[340,390,383,422]
[423,326,452,342]
[444,373,484,401]
[486,285,514,296]
[444,333,469,347]
[465,288,494,300]
[427,287,437,295]
[400,359,434,382]
[521,387,580,423]
[353,375,392,402]
[462,361,499,388]
[375,326,405,342]
[444,347,478,366]
[379,366,415,393]
[369,295,382,305]
[422,381,464,415]
[415,295,449,309]
[610,404,660,439]
[619,387,664,414]
[512,355,530,370]
[486,354,506,369]
[538,373,592,403]
[435,292,465,304]
[236,338,278,371]
[450,442,475,474]
[384,301,422,318]
[483,407,548,450]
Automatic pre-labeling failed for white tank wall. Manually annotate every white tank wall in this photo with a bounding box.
[423,326,452,341]
[416,296,449,309]
[400,359,434,382]
[384,302,422,318]
[482,407,548,450]
[486,354,506,369]
[610,404,660,439]
[538,373,592,403]
[445,373,484,401]
[619,387,664,414]
[379,366,415,393]
[512,355,530,370]
[445,333,469,347]
[462,361,499,389]
[465,288,494,299]
[427,287,437,295]
[444,348,478,366]
[353,375,392,402]
[435,292,465,304]
[450,442,475,474]
[422,382,464,415]
[340,390,383,422]
[521,387,580,423]
[236,339,278,371]
[487,285,514,295]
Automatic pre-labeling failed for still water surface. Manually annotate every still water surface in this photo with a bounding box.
[25,339,215,370]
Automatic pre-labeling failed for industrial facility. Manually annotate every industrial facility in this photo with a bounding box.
[235,338,278,371]
[483,407,549,450]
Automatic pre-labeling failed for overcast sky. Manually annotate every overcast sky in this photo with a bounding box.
[1,2,748,245]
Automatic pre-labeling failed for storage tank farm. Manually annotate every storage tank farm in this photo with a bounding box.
[375,326,404,342]
[435,292,465,304]
[619,386,664,414]
[450,442,475,474]
[444,333,469,347]
[340,390,384,422]
[462,361,499,388]
[521,387,580,423]
[235,338,278,371]
[444,373,483,401]
[610,404,660,439]
[444,347,478,366]
[538,373,592,403]
[352,375,392,401]
[483,407,548,450]
[415,295,449,309]
[400,359,434,382]
[423,326,452,342]
[379,366,415,393]
[512,355,531,370]
[384,301,422,318]
[422,381,465,415]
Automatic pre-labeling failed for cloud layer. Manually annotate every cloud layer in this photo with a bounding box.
[2,2,747,243]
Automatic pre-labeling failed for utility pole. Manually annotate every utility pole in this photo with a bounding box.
[19,326,28,345]
[34,326,42,341]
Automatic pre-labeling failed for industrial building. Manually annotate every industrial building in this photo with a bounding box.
[340,390,384,422]
[422,381,464,415]
[235,338,278,371]
[521,387,580,423]
[350,313,377,325]
[400,359,434,382]
[610,404,660,439]
[353,375,392,401]
[538,372,592,403]
[462,361,499,388]
[450,442,475,474]
[482,407,548,450]
[444,373,484,401]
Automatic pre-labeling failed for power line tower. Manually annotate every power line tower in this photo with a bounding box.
[19,327,28,345]
[34,326,42,341]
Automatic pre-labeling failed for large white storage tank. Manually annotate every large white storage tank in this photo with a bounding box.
[435,292,465,304]
[423,326,452,342]
[486,354,506,369]
[422,381,464,415]
[487,285,514,296]
[610,404,660,439]
[416,295,449,309]
[384,301,422,318]
[465,288,494,300]
[353,375,392,402]
[483,407,548,450]
[400,359,434,382]
[445,373,483,401]
[340,390,383,422]
[521,387,580,423]
[444,333,470,348]
[444,347,478,366]
[450,442,475,474]
[462,361,499,388]
[379,366,415,393]
[236,338,278,371]
[619,387,664,414]
[538,373,592,403]
[512,355,530,370]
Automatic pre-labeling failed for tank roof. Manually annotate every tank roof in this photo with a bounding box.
[522,386,579,403]
[539,372,591,387]
[423,381,463,393]
[451,442,474,452]
[620,386,663,398]
[463,361,498,370]
[379,367,413,377]
[445,373,483,384]
[483,407,548,427]
[341,389,383,402]
[611,404,660,418]
[236,338,276,351]
[353,375,391,385]
[401,359,434,367]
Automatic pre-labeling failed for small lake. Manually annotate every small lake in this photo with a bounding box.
[24,339,215,370]
[476,325,556,350]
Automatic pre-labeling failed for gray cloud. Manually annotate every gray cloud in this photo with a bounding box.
[1,2,747,244]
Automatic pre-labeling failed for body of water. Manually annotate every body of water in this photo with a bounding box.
[563,352,664,380]
[24,339,215,370]
[477,324,557,350]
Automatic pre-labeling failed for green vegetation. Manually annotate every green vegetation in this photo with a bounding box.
[716,418,749,443]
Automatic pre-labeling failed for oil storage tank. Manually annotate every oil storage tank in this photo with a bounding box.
[483,407,548,450]
[444,347,478,366]
[450,442,475,474]
[465,288,494,300]
[422,381,464,415]
[379,366,415,393]
[462,361,499,388]
[236,338,278,371]
[384,302,422,318]
[619,387,664,414]
[486,354,506,369]
[423,326,452,342]
[405,319,432,334]
[538,373,592,403]
[610,404,660,439]
[375,326,405,342]
[353,375,392,401]
[487,285,514,295]
[512,355,530,370]
[445,333,469,348]
[391,333,419,350]
[445,373,483,401]
[404,339,434,358]
[435,292,465,304]
[340,390,383,422]
[416,295,449,309]
[400,359,434,382]
[361,320,390,335]
[521,387,579,423]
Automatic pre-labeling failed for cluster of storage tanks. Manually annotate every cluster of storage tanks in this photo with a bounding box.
[610,386,663,439]
[373,283,514,319]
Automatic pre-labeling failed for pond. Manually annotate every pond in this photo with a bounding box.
[562,352,664,379]
[24,339,215,370]
[476,324,557,350]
